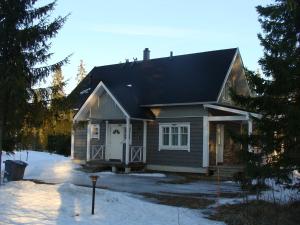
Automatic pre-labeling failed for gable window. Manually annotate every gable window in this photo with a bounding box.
[91,124,100,139]
[159,123,190,151]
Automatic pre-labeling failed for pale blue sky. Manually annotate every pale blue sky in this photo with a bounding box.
[44,0,272,93]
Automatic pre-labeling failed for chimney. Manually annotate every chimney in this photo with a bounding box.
[143,48,150,61]
[170,51,173,57]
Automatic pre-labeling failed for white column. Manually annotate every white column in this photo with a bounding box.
[248,119,253,135]
[202,116,209,167]
[87,120,91,161]
[248,118,253,152]
[143,121,147,163]
[125,117,130,165]
[71,125,75,160]
[105,120,109,160]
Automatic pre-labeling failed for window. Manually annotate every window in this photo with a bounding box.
[91,124,100,139]
[159,123,190,151]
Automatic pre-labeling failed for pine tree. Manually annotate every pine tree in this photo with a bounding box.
[232,0,300,188]
[51,67,65,100]
[76,60,87,84]
[0,0,69,183]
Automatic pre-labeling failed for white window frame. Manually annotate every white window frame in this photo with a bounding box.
[91,124,100,139]
[158,123,190,151]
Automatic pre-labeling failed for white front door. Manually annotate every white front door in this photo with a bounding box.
[109,124,125,161]
[216,124,224,165]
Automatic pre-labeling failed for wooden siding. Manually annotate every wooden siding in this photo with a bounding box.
[90,92,125,120]
[150,105,208,118]
[73,122,87,161]
[146,117,203,167]
[218,54,250,106]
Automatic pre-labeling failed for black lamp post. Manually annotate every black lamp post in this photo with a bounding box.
[90,175,99,215]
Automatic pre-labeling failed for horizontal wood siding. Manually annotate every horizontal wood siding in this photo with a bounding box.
[132,121,143,146]
[147,117,203,167]
[90,119,106,146]
[73,122,87,160]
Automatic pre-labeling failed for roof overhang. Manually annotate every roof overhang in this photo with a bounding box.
[204,104,261,119]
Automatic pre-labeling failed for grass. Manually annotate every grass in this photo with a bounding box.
[142,193,215,209]
[210,200,300,225]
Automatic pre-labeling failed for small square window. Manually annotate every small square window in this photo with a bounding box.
[91,124,100,139]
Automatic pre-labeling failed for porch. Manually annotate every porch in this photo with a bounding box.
[88,143,146,172]
[71,81,150,172]
[203,104,260,177]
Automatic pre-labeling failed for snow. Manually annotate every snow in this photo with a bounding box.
[129,173,166,178]
[0,151,225,225]
[0,181,223,225]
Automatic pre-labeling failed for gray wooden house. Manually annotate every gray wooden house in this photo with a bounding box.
[70,48,257,174]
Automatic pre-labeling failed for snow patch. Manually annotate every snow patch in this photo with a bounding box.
[0,181,223,225]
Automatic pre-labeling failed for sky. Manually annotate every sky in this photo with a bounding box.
[42,0,272,94]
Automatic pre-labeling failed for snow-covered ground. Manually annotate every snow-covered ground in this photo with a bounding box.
[0,151,225,225]
[0,150,299,224]
[0,151,241,196]
[0,181,224,225]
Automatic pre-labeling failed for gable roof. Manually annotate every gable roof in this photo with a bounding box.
[70,48,238,119]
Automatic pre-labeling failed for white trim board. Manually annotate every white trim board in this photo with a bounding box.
[73,81,129,121]
[204,104,261,119]
[216,48,239,102]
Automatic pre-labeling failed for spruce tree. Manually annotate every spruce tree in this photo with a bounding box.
[51,66,65,100]
[232,0,300,187]
[0,0,69,183]
[76,59,87,84]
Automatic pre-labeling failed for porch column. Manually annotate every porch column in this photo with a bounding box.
[105,120,109,159]
[87,120,91,161]
[248,118,253,152]
[71,125,75,160]
[143,121,147,163]
[202,116,209,167]
[125,117,130,165]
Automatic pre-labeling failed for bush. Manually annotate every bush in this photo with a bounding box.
[47,135,70,156]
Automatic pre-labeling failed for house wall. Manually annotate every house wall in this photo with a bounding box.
[150,105,208,118]
[90,92,125,120]
[90,119,106,146]
[73,122,87,161]
[218,54,250,106]
[146,117,204,168]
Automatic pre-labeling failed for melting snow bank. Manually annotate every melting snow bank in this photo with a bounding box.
[0,181,224,225]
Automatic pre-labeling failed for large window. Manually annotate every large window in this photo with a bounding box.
[159,123,190,151]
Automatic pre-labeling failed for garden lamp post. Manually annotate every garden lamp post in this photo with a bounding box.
[90,175,99,215]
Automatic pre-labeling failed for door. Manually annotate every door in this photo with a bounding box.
[109,124,125,161]
[108,124,132,161]
[216,124,224,165]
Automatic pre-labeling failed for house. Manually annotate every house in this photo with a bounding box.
[70,48,256,175]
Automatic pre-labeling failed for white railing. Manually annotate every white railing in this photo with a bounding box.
[130,146,143,162]
[91,145,105,160]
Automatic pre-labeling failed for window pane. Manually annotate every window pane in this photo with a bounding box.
[181,126,188,134]
[181,134,188,146]
[171,127,179,146]
[163,134,169,145]
[162,127,169,146]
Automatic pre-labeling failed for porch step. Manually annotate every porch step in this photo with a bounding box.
[209,166,244,178]
[85,160,146,173]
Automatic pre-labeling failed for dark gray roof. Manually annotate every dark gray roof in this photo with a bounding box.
[70,48,238,119]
